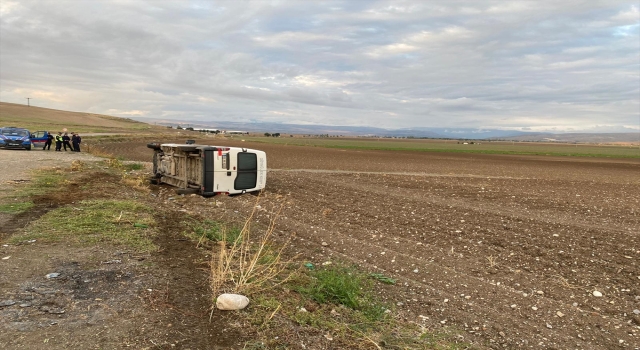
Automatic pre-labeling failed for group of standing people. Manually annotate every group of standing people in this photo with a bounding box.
[43,132,81,152]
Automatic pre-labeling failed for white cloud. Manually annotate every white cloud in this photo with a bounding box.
[0,0,637,131]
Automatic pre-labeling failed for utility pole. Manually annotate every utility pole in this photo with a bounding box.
[26,98,31,107]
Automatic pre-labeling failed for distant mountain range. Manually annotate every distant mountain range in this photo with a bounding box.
[134,117,639,143]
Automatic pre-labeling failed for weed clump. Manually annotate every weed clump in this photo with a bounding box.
[296,264,388,323]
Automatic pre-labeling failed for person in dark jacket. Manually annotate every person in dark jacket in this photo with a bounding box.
[71,133,81,152]
[43,132,54,150]
[62,132,72,151]
[55,132,63,151]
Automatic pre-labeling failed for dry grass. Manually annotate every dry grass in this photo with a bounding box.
[210,197,297,299]
[487,256,498,268]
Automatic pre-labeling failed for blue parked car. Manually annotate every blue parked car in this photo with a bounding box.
[0,127,32,150]
[29,130,51,149]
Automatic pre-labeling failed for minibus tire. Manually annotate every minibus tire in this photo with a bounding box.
[176,188,199,195]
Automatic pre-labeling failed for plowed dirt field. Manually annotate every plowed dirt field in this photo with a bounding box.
[94,138,640,349]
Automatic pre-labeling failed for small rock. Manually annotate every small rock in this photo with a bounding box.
[216,293,249,310]
[297,307,308,313]
[19,303,31,308]
[465,295,471,299]
[321,242,328,246]
[573,302,578,307]
[45,273,61,279]
[592,291,603,297]
[0,300,16,307]
[531,306,538,311]
[324,334,333,341]
[1,256,10,260]
[413,269,419,273]
[499,331,505,337]
[444,299,449,303]
[321,261,332,266]
[537,290,544,295]
[556,311,564,317]
[510,304,517,309]
[43,307,65,314]
[546,324,553,329]
[633,309,640,315]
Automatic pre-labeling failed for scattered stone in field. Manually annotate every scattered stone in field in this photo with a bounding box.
[523,293,528,297]
[324,334,333,341]
[573,302,578,307]
[556,311,564,317]
[537,290,544,295]
[1,256,10,260]
[552,234,559,237]
[321,261,332,266]
[532,306,538,311]
[592,291,603,297]
[297,307,308,313]
[19,303,31,308]
[102,260,122,264]
[321,242,328,246]
[546,324,553,329]
[444,299,449,303]
[42,307,65,314]
[216,294,249,310]
[510,304,517,309]
[413,269,419,273]
[633,309,640,315]
[499,331,505,337]
[45,273,60,279]
[0,300,16,307]
[330,309,340,316]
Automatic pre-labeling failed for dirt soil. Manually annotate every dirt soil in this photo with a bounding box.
[2,140,640,349]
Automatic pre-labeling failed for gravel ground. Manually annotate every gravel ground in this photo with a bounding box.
[0,148,102,190]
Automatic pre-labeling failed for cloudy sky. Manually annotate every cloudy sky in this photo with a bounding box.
[1,1,638,131]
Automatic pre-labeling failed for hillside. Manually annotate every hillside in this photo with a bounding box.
[0,102,158,133]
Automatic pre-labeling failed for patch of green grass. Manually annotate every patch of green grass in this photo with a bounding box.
[13,169,67,198]
[243,136,640,158]
[245,275,472,349]
[12,199,157,252]
[0,201,34,214]
[296,264,388,323]
[123,163,144,171]
[184,219,242,245]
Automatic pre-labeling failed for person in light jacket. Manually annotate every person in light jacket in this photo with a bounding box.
[55,132,63,151]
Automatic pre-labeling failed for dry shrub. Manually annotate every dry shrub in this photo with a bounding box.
[70,160,85,171]
[121,173,150,193]
[210,197,296,299]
